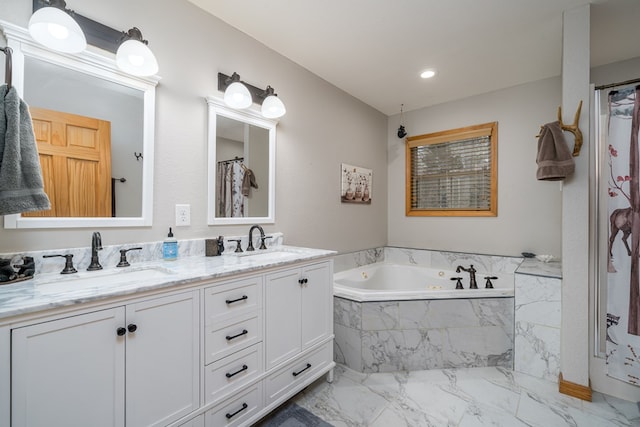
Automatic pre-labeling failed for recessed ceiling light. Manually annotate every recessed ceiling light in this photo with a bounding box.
[420,69,436,79]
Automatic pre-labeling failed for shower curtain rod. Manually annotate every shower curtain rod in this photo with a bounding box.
[595,77,640,91]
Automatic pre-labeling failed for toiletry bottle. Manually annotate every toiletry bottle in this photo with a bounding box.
[163,227,178,260]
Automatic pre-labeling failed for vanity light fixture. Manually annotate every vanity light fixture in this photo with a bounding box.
[28,0,86,53]
[116,27,158,77]
[222,72,253,109]
[218,72,286,118]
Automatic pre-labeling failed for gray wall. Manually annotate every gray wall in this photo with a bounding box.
[388,77,563,258]
[0,0,388,253]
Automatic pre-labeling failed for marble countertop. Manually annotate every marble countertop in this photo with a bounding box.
[515,258,562,279]
[0,245,335,322]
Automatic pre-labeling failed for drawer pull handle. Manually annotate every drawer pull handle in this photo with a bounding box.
[226,329,248,341]
[225,364,248,378]
[225,295,248,305]
[292,363,312,377]
[298,278,308,285]
[226,402,248,419]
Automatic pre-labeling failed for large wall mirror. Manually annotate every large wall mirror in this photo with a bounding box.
[1,21,158,229]
[206,97,276,225]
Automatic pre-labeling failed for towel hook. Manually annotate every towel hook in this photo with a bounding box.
[1,46,12,89]
[535,100,583,157]
[558,100,583,157]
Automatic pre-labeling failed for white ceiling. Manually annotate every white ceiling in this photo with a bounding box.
[188,0,640,116]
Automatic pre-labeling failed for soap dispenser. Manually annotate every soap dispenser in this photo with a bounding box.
[163,227,178,261]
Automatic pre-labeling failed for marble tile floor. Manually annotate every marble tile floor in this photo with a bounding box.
[284,364,640,427]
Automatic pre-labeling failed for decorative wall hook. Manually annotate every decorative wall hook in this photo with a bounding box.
[134,152,143,161]
[535,100,583,157]
[397,104,407,139]
[558,100,583,157]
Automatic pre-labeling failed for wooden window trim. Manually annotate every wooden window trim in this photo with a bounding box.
[405,122,498,217]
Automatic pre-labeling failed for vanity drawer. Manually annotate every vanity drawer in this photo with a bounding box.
[204,383,263,427]
[205,343,264,405]
[205,312,262,364]
[205,276,263,326]
[264,342,333,407]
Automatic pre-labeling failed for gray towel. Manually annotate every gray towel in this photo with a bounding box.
[536,121,575,181]
[0,85,51,215]
[241,168,259,196]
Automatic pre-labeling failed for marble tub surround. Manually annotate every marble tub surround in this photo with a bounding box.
[333,247,518,374]
[334,296,514,373]
[516,257,562,278]
[0,233,284,275]
[334,246,522,277]
[333,247,384,273]
[290,364,639,427]
[514,258,562,383]
[0,241,330,320]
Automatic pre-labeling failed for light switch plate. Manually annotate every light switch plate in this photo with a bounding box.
[175,204,190,226]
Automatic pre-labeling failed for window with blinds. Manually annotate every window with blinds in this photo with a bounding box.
[405,122,497,216]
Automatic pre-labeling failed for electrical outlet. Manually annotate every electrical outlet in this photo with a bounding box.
[175,204,190,226]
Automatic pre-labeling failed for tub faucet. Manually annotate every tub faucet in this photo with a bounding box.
[246,225,265,251]
[455,264,477,289]
[87,231,103,271]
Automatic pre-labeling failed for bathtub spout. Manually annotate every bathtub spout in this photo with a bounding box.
[455,265,478,289]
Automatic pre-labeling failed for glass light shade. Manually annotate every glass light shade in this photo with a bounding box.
[224,82,252,109]
[28,7,86,53]
[261,95,286,118]
[116,39,159,77]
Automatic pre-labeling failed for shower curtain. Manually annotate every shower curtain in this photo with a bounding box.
[216,160,245,217]
[605,85,640,386]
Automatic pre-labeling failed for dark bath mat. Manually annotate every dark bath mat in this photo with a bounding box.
[256,402,333,427]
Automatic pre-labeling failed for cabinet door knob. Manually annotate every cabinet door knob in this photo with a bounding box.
[127,324,137,333]
[116,327,126,336]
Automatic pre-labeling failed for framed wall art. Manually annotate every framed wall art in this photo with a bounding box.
[341,163,372,204]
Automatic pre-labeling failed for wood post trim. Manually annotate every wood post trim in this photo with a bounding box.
[558,372,592,401]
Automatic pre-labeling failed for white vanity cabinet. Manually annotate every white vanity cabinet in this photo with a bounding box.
[1,251,335,427]
[265,262,333,370]
[10,290,199,427]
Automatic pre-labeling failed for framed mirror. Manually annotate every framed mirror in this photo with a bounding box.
[206,96,276,225]
[1,21,159,229]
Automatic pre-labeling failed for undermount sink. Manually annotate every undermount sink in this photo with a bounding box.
[37,266,176,294]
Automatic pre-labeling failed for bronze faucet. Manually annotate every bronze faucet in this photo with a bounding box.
[87,231,103,271]
[246,225,265,251]
[455,264,478,289]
